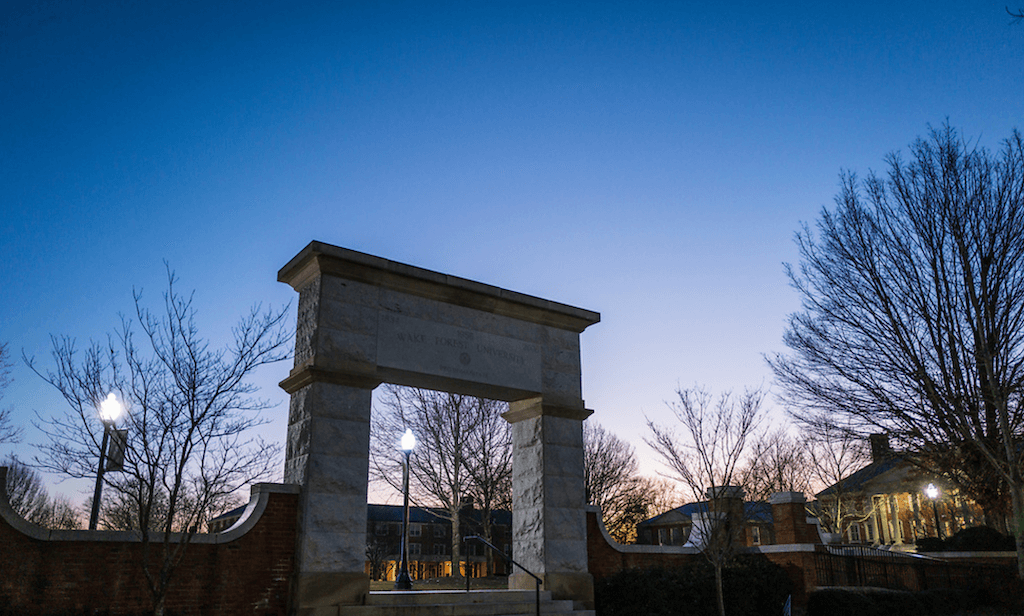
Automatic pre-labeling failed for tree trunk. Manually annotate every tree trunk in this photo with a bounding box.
[714,563,726,616]
[450,508,461,577]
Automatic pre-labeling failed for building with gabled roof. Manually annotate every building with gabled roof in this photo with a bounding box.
[636,500,775,547]
[814,435,984,547]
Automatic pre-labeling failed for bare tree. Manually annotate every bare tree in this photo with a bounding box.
[584,421,663,543]
[29,268,291,615]
[0,342,23,445]
[768,125,1024,576]
[646,385,766,616]
[3,455,80,529]
[366,535,397,581]
[371,386,495,578]
[462,397,512,574]
[739,427,812,502]
[797,417,875,537]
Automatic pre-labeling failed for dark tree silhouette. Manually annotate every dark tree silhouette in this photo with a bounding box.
[769,125,1024,577]
[583,421,662,543]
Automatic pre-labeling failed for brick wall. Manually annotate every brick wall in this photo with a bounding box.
[0,475,299,616]
[587,494,826,609]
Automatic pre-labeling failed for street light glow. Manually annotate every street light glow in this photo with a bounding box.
[925,483,939,500]
[99,393,123,423]
[400,428,416,452]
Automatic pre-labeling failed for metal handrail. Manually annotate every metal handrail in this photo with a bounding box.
[464,535,541,616]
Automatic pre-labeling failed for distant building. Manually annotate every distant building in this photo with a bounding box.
[365,502,512,581]
[208,504,247,533]
[636,500,775,547]
[211,500,513,580]
[814,435,984,547]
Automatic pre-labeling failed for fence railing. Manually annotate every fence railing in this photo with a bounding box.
[815,545,1014,591]
[464,535,541,616]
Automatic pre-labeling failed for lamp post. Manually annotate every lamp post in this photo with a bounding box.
[89,393,123,530]
[925,483,943,540]
[395,428,416,590]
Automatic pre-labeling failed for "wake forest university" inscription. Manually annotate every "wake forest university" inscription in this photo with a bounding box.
[377,312,542,392]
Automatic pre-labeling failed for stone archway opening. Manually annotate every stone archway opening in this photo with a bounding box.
[277,242,600,612]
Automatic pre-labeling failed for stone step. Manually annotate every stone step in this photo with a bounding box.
[336,590,593,616]
[366,590,553,605]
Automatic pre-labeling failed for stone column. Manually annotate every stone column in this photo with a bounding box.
[503,398,594,607]
[284,379,376,613]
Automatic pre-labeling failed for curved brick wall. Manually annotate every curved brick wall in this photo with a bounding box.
[0,468,299,616]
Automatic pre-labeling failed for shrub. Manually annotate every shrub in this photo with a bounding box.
[914,537,945,552]
[594,555,791,616]
[806,588,875,616]
[945,526,1016,552]
[808,587,1000,616]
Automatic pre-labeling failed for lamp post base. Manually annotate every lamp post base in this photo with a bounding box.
[394,571,412,590]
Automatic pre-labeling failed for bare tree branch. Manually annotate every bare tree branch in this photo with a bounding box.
[0,342,23,445]
[370,385,510,578]
[28,266,291,615]
[584,421,663,543]
[645,384,766,616]
[769,124,1024,577]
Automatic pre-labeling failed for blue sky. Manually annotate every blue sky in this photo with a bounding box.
[2,1,1022,502]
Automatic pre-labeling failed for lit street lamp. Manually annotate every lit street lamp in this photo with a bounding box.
[925,483,943,540]
[88,393,124,530]
[395,428,416,590]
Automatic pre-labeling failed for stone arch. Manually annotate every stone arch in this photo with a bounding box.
[278,242,600,611]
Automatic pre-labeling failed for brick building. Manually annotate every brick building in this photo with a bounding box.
[635,500,776,547]
[364,503,513,581]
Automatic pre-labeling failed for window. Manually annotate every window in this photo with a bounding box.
[433,544,446,556]
[865,522,873,541]
[409,543,421,556]
[751,526,761,545]
[849,524,861,542]
[434,524,445,538]
[375,523,388,536]
[658,528,667,545]
[409,523,422,537]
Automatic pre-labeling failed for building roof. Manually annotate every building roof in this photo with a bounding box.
[209,504,247,524]
[815,455,905,498]
[637,501,773,527]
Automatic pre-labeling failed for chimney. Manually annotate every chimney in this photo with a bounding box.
[869,433,892,463]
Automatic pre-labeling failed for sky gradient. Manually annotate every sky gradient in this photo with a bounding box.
[2,1,1022,502]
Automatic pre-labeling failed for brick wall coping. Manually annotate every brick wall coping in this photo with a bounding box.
[586,505,701,555]
[751,544,820,553]
[0,467,299,544]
